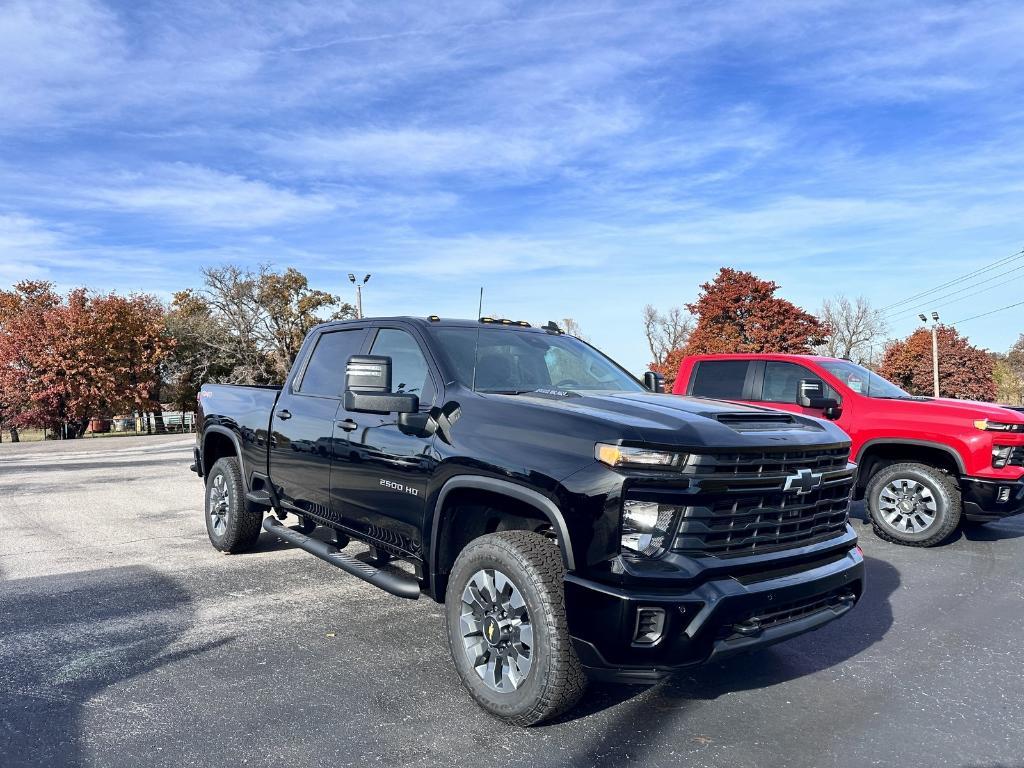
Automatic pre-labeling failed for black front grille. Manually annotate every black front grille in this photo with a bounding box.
[669,445,854,557]
[672,482,851,557]
[704,447,849,476]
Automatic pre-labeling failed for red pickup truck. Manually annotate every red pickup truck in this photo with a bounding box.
[674,354,1024,547]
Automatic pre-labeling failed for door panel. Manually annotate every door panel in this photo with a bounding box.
[330,327,439,557]
[268,327,367,520]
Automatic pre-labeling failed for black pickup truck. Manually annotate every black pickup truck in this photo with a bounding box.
[192,316,864,725]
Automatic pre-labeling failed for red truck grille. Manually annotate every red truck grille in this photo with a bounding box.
[672,484,850,557]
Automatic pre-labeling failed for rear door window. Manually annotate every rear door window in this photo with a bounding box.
[689,361,750,399]
[296,329,366,397]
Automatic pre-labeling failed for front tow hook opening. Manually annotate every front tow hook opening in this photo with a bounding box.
[732,618,762,637]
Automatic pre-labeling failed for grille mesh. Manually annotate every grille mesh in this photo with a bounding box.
[671,446,853,557]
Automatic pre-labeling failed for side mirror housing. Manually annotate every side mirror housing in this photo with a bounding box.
[344,355,419,414]
[799,378,842,417]
[643,371,665,393]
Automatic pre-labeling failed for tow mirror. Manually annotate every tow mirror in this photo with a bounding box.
[344,355,418,415]
[644,371,665,393]
[798,378,842,418]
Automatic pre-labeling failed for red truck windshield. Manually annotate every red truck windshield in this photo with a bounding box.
[819,360,912,399]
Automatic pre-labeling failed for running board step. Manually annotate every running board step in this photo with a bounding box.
[245,490,273,509]
[262,517,420,600]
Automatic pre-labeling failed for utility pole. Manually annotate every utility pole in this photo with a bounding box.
[918,311,940,398]
[349,273,371,319]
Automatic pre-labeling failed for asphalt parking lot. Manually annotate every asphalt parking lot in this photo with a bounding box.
[1,436,1022,768]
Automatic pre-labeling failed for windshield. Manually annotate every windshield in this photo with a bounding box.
[819,360,912,399]
[427,327,646,394]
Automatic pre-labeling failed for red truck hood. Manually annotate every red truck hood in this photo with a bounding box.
[894,397,1024,422]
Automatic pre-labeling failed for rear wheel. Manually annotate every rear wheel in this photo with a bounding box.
[205,456,263,553]
[865,462,961,547]
[445,531,586,726]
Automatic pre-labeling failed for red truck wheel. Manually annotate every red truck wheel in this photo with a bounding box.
[865,462,961,547]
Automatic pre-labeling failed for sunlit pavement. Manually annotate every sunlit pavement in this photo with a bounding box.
[1,436,1022,768]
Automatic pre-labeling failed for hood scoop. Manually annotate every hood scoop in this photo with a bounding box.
[714,412,808,431]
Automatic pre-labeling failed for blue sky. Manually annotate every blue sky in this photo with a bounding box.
[2,0,1024,373]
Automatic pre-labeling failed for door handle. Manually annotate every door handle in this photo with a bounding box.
[336,418,358,432]
[276,409,292,420]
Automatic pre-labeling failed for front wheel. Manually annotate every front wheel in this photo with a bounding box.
[865,462,961,547]
[445,531,586,726]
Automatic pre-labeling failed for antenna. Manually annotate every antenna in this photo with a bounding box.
[478,286,483,318]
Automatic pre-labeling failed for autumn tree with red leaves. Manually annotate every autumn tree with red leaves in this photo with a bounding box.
[0,282,172,438]
[879,325,996,401]
[649,269,828,390]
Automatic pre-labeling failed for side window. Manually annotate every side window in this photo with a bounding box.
[690,361,750,399]
[761,362,835,403]
[370,328,435,406]
[296,330,364,397]
[761,362,809,403]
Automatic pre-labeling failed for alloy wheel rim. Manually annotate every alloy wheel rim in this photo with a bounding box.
[878,478,937,533]
[459,568,534,693]
[208,474,230,536]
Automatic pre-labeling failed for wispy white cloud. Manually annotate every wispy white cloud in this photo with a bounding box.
[79,164,338,228]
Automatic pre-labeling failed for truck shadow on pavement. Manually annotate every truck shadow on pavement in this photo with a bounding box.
[550,555,898,765]
[0,565,231,768]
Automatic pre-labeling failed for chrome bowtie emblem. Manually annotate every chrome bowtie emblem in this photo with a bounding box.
[783,468,823,495]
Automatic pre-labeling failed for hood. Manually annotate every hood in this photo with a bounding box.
[884,396,1024,422]
[484,389,847,450]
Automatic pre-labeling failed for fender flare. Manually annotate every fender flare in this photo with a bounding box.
[428,475,576,573]
[201,426,249,490]
[855,438,966,476]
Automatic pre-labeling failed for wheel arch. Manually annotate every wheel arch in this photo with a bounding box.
[202,427,247,490]
[427,476,575,600]
[855,439,964,497]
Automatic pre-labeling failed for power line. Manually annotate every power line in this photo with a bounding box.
[885,262,1024,322]
[951,299,1024,325]
[878,247,1024,313]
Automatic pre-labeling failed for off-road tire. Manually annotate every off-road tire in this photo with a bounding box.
[445,531,587,726]
[866,462,961,547]
[205,456,263,553]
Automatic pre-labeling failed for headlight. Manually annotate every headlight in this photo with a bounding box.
[596,443,687,469]
[621,500,680,557]
[993,445,1014,468]
[975,419,1024,432]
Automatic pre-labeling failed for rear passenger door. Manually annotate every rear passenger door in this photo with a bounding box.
[269,326,368,521]
[685,360,756,401]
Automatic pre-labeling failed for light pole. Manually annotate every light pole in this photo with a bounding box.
[918,311,940,398]
[349,273,371,319]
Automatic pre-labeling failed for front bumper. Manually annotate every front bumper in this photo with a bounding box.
[961,476,1024,521]
[565,539,864,683]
